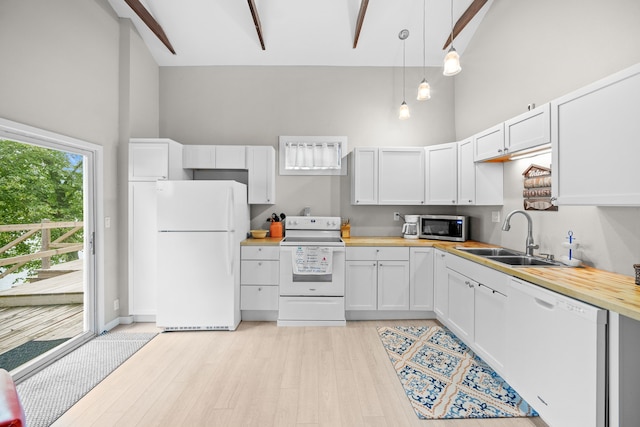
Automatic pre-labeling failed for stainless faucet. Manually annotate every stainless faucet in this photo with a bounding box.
[501,210,539,256]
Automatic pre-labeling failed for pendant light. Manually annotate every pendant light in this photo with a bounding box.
[443,0,461,76]
[417,0,431,101]
[399,29,410,120]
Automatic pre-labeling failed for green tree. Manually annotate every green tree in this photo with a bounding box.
[0,139,84,277]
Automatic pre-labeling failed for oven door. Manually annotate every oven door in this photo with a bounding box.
[279,245,345,296]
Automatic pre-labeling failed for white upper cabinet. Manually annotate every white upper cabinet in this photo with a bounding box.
[129,138,190,181]
[504,103,551,154]
[457,138,475,205]
[351,147,379,205]
[473,123,505,162]
[552,63,640,206]
[216,145,246,169]
[378,147,425,205]
[425,142,457,205]
[182,145,215,169]
[458,138,503,206]
[183,145,246,169]
[246,146,276,204]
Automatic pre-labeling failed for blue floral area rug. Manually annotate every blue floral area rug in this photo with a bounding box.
[377,325,538,420]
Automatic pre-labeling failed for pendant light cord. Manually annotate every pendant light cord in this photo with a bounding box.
[422,0,426,77]
[450,0,454,49]
[403,38,406,101]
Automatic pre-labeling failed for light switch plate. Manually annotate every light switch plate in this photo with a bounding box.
[491,211,501,223]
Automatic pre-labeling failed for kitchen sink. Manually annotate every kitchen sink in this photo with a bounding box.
[485,255,564,267]
[455,247,521,257]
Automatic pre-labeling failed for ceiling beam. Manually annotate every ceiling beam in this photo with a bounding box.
[247,0,266,50]
[124,0,176,54]
[353,0,369,49]
[442,0,488,50]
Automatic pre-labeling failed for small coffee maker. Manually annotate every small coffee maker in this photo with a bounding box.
[402,215,420,239]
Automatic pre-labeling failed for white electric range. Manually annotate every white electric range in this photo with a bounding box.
[278,216,346,326]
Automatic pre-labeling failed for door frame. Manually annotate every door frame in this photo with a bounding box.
[0,117,104,381]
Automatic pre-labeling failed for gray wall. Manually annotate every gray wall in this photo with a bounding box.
[454,0,640,276]
[0,0,121,326]
[160,66,456,231]
[0,0,159,324]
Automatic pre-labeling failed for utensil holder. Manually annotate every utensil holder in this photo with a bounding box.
[270,222,283,238]
[341,224,351,238]
[635,264,640,285]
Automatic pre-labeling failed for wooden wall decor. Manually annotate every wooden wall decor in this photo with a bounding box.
[522,164,557,211]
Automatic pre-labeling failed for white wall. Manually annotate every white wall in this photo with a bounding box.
[159,66,456,230]
[455,0,640,276]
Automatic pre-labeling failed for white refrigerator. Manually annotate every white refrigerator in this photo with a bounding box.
[156,180,249,331]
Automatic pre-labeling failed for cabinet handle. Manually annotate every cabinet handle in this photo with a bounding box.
[504,148,509,153]
[468,199,473,203]
[258,248,262,251]
[497,148,503,153]
[258,287,262,291]
[258,262,262,266]
[452,200,455,204]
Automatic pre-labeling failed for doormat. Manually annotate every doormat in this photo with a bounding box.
[0,338,70,371]
[16,332,157,427]
[377,325,538,420]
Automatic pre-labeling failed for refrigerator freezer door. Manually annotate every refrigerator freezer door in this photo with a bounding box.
[157,231,240,330]
[157,180,235,232]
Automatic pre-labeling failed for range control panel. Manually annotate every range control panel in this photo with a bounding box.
[285,216,341,231]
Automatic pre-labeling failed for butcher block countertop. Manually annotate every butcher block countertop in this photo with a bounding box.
[242,236,640,321]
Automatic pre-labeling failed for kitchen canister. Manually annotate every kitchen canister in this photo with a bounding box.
[635,264,640,285]
[270,221,283,238]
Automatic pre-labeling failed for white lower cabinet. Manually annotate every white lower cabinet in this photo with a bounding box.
[441,254,511,374]
[507,277,607,427]
[445,268,475,342]
[345,247,410,311]
[409,247,434,311]
[473,280,507,371]
[377,261,410,310]
[345,261,377,310]
[433,249,448,318]
[240,245,279,320]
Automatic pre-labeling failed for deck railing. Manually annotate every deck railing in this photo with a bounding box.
[0,220,83,279]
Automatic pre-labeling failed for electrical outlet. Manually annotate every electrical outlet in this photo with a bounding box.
[491,211,501,223]
[113,299,119,311]
[393,212,400,221]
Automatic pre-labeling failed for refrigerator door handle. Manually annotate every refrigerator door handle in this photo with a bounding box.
[227,187,235,232]
[227,231,234,276]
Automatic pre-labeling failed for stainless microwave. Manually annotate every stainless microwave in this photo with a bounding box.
[419,215,468,242]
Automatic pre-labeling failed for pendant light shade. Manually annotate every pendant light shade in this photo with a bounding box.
[443,47,461,76]
[398,29,410,120]
[417,0,431,101]
[443,0,461,77]
[417,79,431,100]
[399,101,410,120]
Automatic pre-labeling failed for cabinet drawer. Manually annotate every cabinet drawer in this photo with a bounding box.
[241,285,278,310]
[241,260,279,285]
[241,246,279,260]
[346,246,409,261]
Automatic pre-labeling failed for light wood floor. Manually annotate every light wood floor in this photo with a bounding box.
[52,320,547,427]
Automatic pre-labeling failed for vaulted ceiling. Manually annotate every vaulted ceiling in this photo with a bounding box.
[107,0,493,67]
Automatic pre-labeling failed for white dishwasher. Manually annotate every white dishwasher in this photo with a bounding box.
[507,277,607,427]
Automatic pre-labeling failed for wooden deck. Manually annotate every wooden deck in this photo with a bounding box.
[0,260,84,355]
